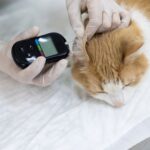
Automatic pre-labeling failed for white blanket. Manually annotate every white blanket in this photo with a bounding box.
[0,0,150,150]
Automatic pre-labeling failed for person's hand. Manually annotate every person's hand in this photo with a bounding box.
[66,0,130,39]
[0,27,68,87]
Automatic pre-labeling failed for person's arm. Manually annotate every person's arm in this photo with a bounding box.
[0,27,68,87]
[66,0,130,39]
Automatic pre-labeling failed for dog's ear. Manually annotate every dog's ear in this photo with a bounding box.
[71,15,91,64]
[121,21,144,59]
[122,36,144,59]
[119,21,148,85]
[72,37,89,64]
[120,54,148,86]
[84,17,89,28]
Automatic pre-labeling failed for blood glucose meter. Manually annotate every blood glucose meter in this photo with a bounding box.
[12,33,70,69]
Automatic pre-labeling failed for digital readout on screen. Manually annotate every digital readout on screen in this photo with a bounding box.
[36,37,58,57]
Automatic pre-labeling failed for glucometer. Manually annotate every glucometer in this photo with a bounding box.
[12,33,70,69]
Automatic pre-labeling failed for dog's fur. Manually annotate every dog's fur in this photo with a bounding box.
[71,0,150,107]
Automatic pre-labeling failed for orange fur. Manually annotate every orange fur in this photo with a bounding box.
[117,0,150,19]
[71,0,149,104]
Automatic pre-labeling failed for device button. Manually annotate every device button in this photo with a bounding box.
[27,53,32,57]
[29,45,34,50]
[26,56,36,63]
[20,47,25,53]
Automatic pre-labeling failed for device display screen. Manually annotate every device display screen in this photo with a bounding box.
[35,37,58,57]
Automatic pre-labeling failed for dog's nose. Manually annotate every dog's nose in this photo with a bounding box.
[114,100,125,108]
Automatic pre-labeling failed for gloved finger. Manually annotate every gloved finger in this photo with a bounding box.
[66,0,84,37]
[13,26,40,43]
[111,12,121,29]
[86,2,102,40]
[97,11,112,33]
[33,59,68,87]
[18,56,46,82]
[119,11,130,28]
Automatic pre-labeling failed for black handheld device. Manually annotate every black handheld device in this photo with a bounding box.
[12,33,70,69]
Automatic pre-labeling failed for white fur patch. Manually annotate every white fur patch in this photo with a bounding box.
[102,81,123,94]
[93,81,125,107]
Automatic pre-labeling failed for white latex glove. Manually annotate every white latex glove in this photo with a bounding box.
[0,27,68,87]
[66,0,130,39]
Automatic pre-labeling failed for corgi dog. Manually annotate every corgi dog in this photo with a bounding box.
[71,0,150,107]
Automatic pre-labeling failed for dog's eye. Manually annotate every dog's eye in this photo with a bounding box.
[98,91,107,94]
[123,83,131,89]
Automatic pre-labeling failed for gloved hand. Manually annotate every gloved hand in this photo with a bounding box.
[0,27,68,87]
[66,0,130,39]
